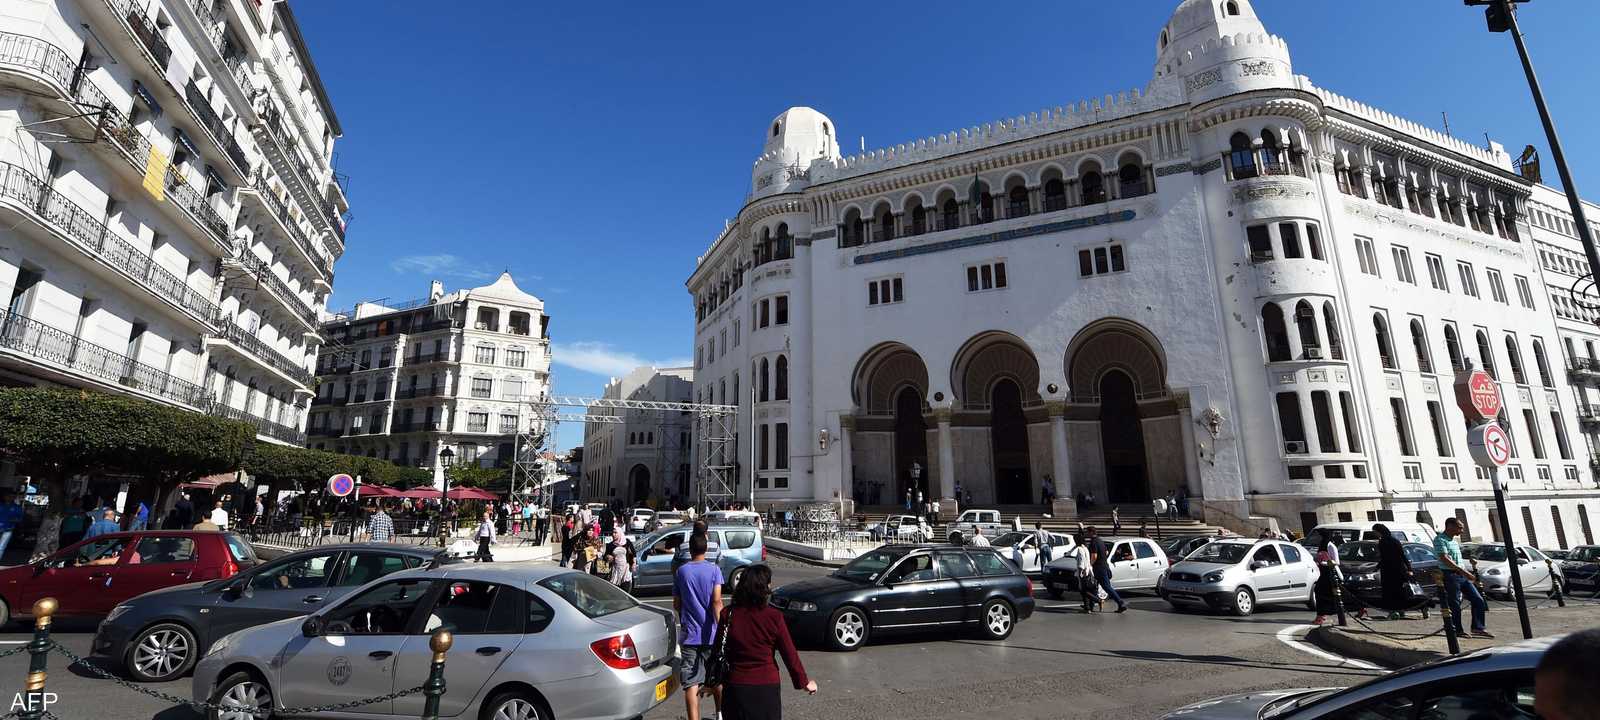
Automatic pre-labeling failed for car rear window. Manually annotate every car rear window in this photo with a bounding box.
[1282,544,1303,563]
[132,537,196,564]
[724,531,757,550]
[539,572,638,618]
[970,550,1012,576]
[223,534,257,564]
[935,551,978,579]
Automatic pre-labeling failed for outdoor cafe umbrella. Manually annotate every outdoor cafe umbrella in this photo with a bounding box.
[358,484,401,498]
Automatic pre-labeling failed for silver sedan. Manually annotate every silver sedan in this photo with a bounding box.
[193,565,677,720]
[1160,539,1319,616]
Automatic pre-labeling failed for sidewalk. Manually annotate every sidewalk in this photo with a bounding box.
[1309,596,1600,668]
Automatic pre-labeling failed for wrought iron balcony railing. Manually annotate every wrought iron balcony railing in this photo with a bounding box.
[229,245,318,326]
[0,309,207,407]
[184,79,250,173]
[215,321,312,385]
[205,401,304,444]
[248,175,332,276]
[112,0,172,68]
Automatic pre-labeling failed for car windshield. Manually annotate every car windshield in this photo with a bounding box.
[538,572,638,618]
[992,532,1030,547]
[1339,542,1380,562]
[834,549,904,582]
[1570,547,1600,562]
[1316,528,1362,544]
[1161,536,1197,554]
[1462,545,1508,562]
[1184,542,1250,564]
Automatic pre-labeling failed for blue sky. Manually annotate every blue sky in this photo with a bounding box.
[294,0,1600,450]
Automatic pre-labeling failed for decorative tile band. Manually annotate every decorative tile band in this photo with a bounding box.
[812,228,836,240]
[851,210,1137,266]
[1194,158,1223,175]
[1155,163,1192,177]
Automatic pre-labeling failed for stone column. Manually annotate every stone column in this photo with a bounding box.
[1047,401,1076,519]
[839,415,855,504]
[935,407,957,518]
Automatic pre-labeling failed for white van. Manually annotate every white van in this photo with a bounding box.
[1312,521,1437,545]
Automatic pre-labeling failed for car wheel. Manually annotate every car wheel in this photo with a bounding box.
[726,567,745,592]
[208,670,273,720]
[128,622,198,682]
[480,689,548,720]
[0,597,10,628]
[948,533,963,546]
[1228,587,1255,617]
[979,599,1015,640]
[827,606,869,651]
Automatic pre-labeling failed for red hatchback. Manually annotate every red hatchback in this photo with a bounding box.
[0,530,257,625]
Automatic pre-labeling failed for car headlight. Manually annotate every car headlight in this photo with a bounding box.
[204,633,236,659]
[104,604,134,624]
[1203,572,1224,583]
[1350,572,1378,583]
[788,601,818,612]
[1485,568,1503,576]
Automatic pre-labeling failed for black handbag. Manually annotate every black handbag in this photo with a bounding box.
[704,607,734,688]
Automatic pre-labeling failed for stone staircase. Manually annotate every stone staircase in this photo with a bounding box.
[853,503,1230,542]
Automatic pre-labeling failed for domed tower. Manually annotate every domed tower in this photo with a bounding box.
[1153,0,1294,104]
[750,107,840,199]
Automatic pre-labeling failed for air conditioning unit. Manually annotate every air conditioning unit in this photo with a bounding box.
[1284,441,1308,454]
[1304,347,1324,360]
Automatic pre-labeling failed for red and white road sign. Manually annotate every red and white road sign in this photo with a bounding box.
[1455,369,1502,422]
[1468,422,1512,468]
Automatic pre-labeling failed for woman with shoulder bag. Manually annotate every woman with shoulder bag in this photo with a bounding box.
[606,528,636,591]
[709,565,817,720]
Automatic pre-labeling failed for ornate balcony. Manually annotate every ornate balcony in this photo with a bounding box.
[205,401,304,444]
[183,79,250,174]
[225,245,319,328]
[0,309,208,408]
[240,176,333,279]
[212,321,312,385]
[112,0,172,69]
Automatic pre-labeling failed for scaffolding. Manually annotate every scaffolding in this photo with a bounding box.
[512,395,739,510]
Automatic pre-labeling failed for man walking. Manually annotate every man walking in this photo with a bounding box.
[0,490,23,562]
[1034,522,1053,565]
[473,510,496,562]
[674,532,723,720]
[85,509,119,539]
[1086,526,1128,613]
[209,500,229,531]
[1433,517,1491,638]
[368,503,395,543]
[968,525,990,547]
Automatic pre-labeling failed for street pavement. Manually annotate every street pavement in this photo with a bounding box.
[0,555,1393,720]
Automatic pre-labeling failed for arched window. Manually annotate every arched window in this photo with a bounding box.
[1260,129,1286,174]
[1476,330,1497,379]
[841,208,865,248]
[1410,320,1433,374]
[1229,132,1257,179]
[1043,176,1066,212]
[1007,185,1030,218]
[759,358,770,402]
[909,204,926,236]
[1444,325,1464,372]
[1532,340,1554,388]
[1262,303,1290,362]
[1322,302,1344,360]
[976,183,996,223]
[1118,153,1148,198]
[758,227,773,265]
[1294,301,1319,357]
[1080,162,1106,204]
[772,122,781,137]
[1160,29,1169,49]
[873,205,895,243]
[775,355,789,401]
[1374,314,1395,369]
[1224,1,1240,15]
[941,197,960,231]
[1505,336,1527,384]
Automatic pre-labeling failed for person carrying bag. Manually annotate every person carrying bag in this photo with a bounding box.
[706,565,816,720]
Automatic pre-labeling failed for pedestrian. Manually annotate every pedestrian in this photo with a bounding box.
[1085,526,1127,613]
[84,509,119,539]
[1176,486,1190,518]
[1034,522,1053,564]
[915,487,924,517]
[1165,490,1178,520]
[928,499,940,523]
[133,501,150,532]
[1534,628,1600,720]
[1433,517,1491,638]
[606,528,635,591]
[1111,506,1121,535]
[174,492,194,528]
[58,498,90,547]
[714,564,817,720]
[535,504,549,545]
[0,489,21,561]
[1011,514,1022,532]
[1069,536,1095,613]
[209,501,229,530]
[1374,524,1413,620]
[904,487,912,512]
[1041,475,1055,506]
[368,503,395,543]
[560,515,577,566]
[968,525,990,547]
[1312,532,1343,625]
[674,532,724,720]
[473,510,496,562]
[1138,518,1149,538]
[520,502,533,537]
[600,505,615,536]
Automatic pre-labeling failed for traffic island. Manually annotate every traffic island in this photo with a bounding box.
[1307,602,1600,668]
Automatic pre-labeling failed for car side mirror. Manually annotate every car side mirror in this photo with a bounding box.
[1249,561,1264,571]
[301,617,322,638]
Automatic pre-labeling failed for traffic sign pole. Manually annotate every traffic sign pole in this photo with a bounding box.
[1489,465,1533,639]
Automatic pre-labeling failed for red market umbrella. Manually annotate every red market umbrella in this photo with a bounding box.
[448,487,499,501]
[399,487,443,499]
[358,484,400,498]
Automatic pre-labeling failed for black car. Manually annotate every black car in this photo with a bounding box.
[1336,541,1438,610]
[1559,545,1600,594]
[93,543,450,682]
[770,544,1034,652]
[1161,534,1215,564]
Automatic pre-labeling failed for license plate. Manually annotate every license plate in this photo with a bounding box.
[655,679,669,702]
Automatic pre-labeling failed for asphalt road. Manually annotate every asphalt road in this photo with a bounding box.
[0,556,1385,720]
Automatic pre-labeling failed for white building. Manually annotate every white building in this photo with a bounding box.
[686,0,1600,546]
[582,366,694,505]
[306,273,552,479]
[0,0,349,448]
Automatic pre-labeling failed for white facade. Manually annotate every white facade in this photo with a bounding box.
[686,0,1600,546]
[582,366,694,505]
[307,273,552,478]
[0,0,349,445]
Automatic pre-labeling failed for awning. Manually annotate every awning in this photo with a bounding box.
[132,80,164,117]
[173,127,200,157]
[358,484,401,498]
[181,472,235,490]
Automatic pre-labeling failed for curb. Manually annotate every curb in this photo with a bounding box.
[1306,625,1443,669]
[765,544,848,568]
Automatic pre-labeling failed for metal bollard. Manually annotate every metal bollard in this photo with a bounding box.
[1434,571,1460,655]
[420,628,452,720]
[1328,561,1348,627]
[1545,558,1566,607]
[18,598,57,720]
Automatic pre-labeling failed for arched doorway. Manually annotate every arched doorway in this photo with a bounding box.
[1098,370,1149,503]
[990,378,1032,503]
[628,464,651,504]
[893,386,929,501]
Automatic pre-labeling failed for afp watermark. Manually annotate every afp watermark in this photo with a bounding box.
[10,691,59,714]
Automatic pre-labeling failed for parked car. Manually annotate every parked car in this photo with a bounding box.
[1041,536,1166,597]
[0,530,256,627]
[1160,538,1319,616]
[1334,540,1439,611]
[770,544,1034,651]
[92,543,445,682]
[626,508,655,533]
[1159,634,1555,719]
[1311,521,1436,545]
[990,530,1076,574]
[1541,548,1570,561]
[1460,543,1564,598]
[704,510,762,528]
[946,509,1004,545]
[1558,544,1599,594]
[652,511,687,530]
[629,523,763,594]
[1160,534,1216,564]
[193,565,677,720]
[867,515,930,543]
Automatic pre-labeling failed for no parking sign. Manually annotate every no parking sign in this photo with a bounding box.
[327,473,356,497]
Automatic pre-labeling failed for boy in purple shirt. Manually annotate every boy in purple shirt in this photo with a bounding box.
[674,531,723,720]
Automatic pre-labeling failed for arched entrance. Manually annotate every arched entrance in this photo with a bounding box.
[628,464,651,504]
[952,332,1043,506]
[1098,370,1148,503]
[893,386,929,501]
[990,378,1032,504]
[1066,320,1173,505]
[850,342,931,506]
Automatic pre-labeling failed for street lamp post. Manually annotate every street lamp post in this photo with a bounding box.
[439,447,455,548]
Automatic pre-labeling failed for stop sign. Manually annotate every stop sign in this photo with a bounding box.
[1455,368,1502,422]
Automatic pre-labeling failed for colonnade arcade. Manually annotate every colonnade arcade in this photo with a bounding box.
[844,320,1194,509]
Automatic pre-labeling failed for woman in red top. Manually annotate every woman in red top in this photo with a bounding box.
[716,565,817,719]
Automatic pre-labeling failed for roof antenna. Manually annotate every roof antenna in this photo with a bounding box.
[1441,111,1452,137]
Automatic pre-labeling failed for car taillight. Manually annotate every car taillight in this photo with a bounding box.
[590,634,639,670]
[1026,577,1034,597]
[762,544,767,561]
[221,557,240,578]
